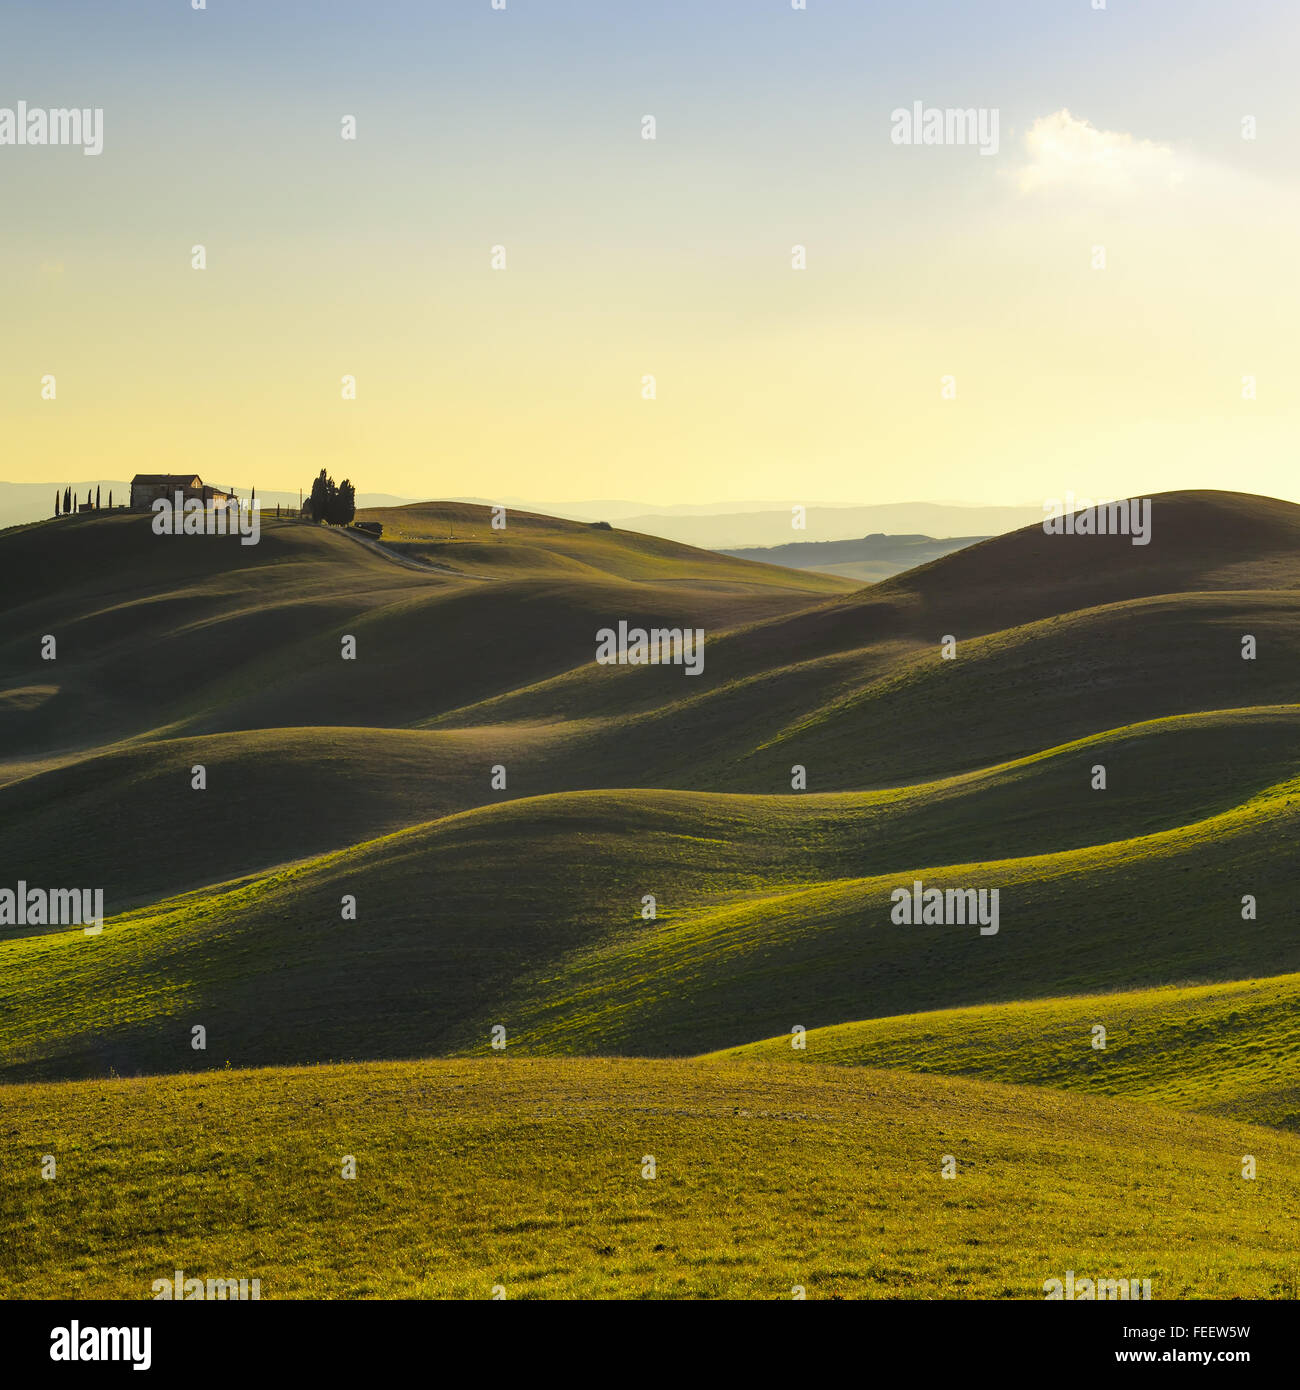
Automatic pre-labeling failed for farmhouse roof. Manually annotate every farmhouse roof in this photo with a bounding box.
[131,474,205,486]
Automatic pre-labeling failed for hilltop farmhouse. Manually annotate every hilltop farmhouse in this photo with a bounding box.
[130,474,232,509]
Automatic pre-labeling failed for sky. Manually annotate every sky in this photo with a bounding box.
[2,0,1298,507]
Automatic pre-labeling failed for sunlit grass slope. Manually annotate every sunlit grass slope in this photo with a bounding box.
[2,490,1299,1306]
[488,775,1299,1057]
[2,1058,1296,1299]
[708,975,1300,1131]
[429,492,1300,786]
[3,743,1296,1080]
[432,589,1300,787]
[0,508,846,761]
[3,491,1299,1102]
[4,704,1295,926]
[0,724,577,915]
[356,501,856,591]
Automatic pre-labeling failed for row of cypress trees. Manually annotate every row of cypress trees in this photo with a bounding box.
[54,485,111,515]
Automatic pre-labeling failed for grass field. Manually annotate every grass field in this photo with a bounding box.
[4,732,1297,1079]
[2,1058,1296,1300]
[710,974,1300,1130]
[0,506,847,762]
[2,489,1299,1299]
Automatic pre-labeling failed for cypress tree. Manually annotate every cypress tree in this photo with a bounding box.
[336,478,356,526]
[309,469,330,523]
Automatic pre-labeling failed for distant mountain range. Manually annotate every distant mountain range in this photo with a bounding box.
[593,503,1041,548]
[722,532,989,582]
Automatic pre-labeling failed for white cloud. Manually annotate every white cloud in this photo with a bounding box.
[1014,110,1185,194]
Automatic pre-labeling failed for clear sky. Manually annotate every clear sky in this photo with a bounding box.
[3,0,1297,506]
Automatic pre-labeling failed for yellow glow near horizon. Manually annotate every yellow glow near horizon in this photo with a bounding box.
[4,107,1299,508]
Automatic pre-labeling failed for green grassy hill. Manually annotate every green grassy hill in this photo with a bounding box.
[355,501,857,592]
[4,717,1297,1078]
[0,725,578,915]
[426,491,1300,786]
[2,1058,1295,1299]
[709,975,1300,1131]
[3,487,1299,1301]
[0,507,849,763]
[6,703,1295,920]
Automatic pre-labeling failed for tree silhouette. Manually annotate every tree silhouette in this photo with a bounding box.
[64,486,71,514]
[306,469,361,525]
[95,485,101,510]
[334,479,356,526]
[309,468,331,523]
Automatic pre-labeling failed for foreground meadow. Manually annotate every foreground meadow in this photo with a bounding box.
[2,1057,1296,1300]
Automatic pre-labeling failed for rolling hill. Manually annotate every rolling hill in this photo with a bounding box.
[710,975,1300,1131]
[2,1059,1296,1299]
[3,487,1298,1301]
[0,506,851,764]
[4,709,1298,1078]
